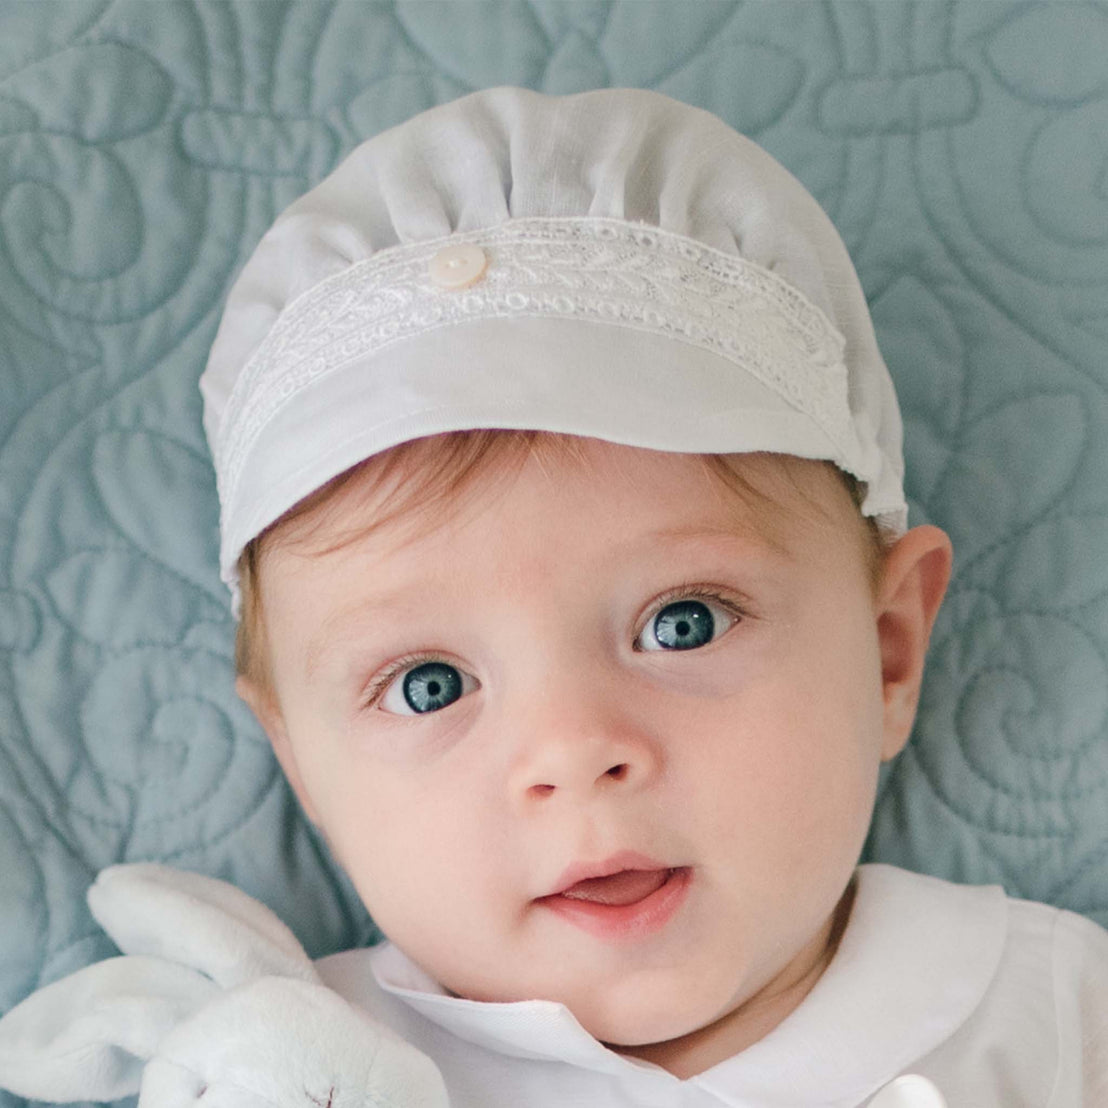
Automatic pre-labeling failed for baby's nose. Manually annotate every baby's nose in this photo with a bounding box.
[526,760,632,800]
[502,680,663,804]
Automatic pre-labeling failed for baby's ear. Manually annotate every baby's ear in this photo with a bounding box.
[874,525,953,761]
[236,676,321,825]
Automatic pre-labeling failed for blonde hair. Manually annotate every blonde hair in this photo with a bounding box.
[235,430,890,692]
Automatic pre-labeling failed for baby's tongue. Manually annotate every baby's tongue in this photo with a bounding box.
[560,869,669,906]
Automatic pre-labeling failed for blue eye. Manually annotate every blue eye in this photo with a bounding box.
[379,660,478,716]
[638,596,737,652]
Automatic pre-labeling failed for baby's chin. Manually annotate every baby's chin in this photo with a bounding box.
[537,976,741,1054]
[457,949,832,1073]
[585,992,736,1049]
[591,983,807,1080]
[443,966,728,1044]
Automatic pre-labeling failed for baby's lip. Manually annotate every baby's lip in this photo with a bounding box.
[539,850,677,899]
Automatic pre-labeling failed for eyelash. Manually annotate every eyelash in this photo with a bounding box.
[361,650,448,711]
[633,585,747,652]
[360,585,748,712]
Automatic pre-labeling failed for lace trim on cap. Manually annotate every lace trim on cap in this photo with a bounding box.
[217,216,852,514]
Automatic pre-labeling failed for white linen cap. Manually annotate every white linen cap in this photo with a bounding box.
[201,86,907,612]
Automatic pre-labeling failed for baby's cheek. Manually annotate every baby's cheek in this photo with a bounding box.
[328,788,449,906]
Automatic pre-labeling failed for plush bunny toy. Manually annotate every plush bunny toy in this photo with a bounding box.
[0,865,449,1107]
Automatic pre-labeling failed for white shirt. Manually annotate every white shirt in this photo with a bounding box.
[317,864,1108,1107]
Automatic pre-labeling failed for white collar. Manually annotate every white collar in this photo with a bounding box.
[366,864,1008,1104]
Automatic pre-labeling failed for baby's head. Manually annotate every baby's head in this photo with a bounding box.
[201,88,952,1072]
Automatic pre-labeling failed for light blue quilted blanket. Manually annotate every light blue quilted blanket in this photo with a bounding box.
[1,4,1106,1104]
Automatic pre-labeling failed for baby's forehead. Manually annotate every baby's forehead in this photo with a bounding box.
[260,435,862,575]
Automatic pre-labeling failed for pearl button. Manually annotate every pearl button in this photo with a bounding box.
[868,1075,947,1108]
[428,243,488,289]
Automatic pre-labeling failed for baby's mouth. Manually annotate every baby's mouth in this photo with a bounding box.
[535,866,694,940]
[558,868,674,906]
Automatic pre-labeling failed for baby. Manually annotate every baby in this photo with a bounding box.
[3,86,1107,1107]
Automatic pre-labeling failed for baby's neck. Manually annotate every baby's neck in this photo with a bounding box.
[607,878,857,1081]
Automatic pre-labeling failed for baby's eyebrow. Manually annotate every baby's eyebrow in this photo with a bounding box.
[302,524,790,678]
[638,523,790,558]
[304,594,414,679]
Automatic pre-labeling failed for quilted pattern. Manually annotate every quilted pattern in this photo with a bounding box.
[0,5,1105,1103]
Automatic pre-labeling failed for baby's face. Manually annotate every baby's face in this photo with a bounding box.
[243,440,946,1077]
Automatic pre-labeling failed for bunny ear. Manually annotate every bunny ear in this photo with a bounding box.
[89,864,319,988]
[0,955,217,1103]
